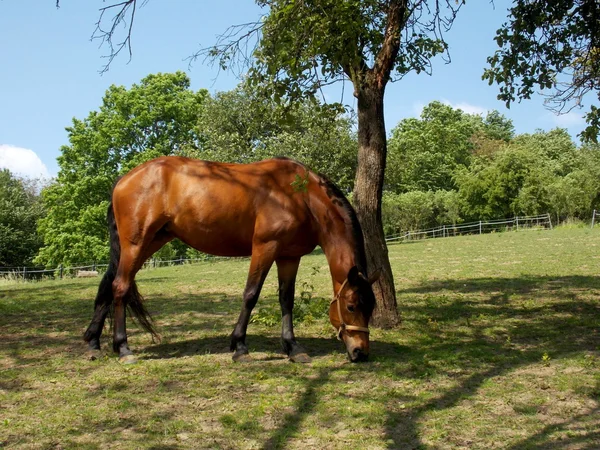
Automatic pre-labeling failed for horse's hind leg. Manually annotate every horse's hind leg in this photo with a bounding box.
[84,274,113,356]
[276,258,311,363]
[230,242,277,362]
[112,242,147,363]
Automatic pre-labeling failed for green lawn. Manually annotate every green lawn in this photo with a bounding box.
[1,227,599,449]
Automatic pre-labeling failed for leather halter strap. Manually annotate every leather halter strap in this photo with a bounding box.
[331,278,370,340]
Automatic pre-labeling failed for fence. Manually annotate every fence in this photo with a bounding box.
[0,255,242,281]
[1,213,553,281]
[385,213,553,244]
[592,210,598,229]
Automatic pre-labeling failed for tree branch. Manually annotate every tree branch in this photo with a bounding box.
[91,0,146,74]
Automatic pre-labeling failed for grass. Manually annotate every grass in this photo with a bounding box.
[1,227,599,449]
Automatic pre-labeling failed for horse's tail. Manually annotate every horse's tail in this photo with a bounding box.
[83,200,159,343]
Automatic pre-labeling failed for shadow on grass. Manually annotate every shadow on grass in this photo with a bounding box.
[381,274,600,449]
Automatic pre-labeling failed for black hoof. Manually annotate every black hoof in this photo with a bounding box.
[86,349,102,361]
[232,350,252,363]
[119,354,138,364]
[289,346,312,363]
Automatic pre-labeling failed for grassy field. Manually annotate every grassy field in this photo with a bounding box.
[1,227,599,449]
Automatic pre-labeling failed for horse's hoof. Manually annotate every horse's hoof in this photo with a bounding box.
[86,349,102,361]
[232,351,252,363]
[289,352,312,364]
[119,354,138,364]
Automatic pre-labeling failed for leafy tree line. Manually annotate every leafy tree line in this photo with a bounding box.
[381,102,600,236]
[0,170,45,267]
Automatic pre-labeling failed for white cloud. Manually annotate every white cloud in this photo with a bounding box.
[0,144,50,179]
[441,99,488,116]
[548,111,586,127]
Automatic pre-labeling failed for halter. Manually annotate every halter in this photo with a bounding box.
[331,278,370,340]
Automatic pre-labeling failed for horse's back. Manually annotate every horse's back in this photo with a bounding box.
[112,157,318,257]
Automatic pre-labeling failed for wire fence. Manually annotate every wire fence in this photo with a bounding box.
[0,213,554,281]
[385,213,553,244]
[0,255,243,281]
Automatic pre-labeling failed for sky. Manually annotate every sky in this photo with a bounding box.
[0,0,592,179]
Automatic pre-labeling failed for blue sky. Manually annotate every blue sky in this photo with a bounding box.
[0,0,591,179]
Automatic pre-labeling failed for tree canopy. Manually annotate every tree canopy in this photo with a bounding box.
[385,101,514,193]
[36,72,208,266]
[196,82,358,190]
[0,170,45,267]
[483,0,600,142]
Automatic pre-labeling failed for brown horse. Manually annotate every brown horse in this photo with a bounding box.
[83,156,378,363]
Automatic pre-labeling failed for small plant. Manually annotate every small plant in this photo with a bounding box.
[250,266,328,326]
[290,172,309,193]
[542,352,551,365]
[250,306,279,327]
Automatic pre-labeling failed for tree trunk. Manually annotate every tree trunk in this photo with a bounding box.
[353,82,400,328]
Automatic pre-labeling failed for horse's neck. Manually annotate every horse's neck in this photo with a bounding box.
[314,207,357,287]
[321,236,356,286]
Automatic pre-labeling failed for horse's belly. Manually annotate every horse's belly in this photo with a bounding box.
[168,217,254,257]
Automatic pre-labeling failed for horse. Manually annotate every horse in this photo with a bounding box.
[83,156,379,364]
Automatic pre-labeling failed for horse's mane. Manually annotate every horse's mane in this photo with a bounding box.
[317,176,367,272]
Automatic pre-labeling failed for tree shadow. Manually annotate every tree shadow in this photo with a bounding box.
[382,274,600,448]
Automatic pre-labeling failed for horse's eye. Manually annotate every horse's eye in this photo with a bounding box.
[347,305,355,313]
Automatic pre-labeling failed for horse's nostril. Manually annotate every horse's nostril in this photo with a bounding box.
[350,348,368,362]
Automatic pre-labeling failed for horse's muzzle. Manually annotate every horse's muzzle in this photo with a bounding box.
[349,348,369,363]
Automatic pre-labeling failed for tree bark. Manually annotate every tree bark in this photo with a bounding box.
[353,81,400,328]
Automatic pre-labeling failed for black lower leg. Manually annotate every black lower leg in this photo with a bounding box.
[112,299,132,358]
[85,306,109,351]
[84,273,114,350]
[230,285,261,358]
[278,269,303,356]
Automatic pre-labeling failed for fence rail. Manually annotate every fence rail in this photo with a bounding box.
[385,213,553,244]
[1,213,554,281]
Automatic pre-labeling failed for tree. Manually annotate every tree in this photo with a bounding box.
[35,72,207,266]
[196,82,358,190]
[0,170,45,267]
[455,127,600,222]
[483,0,600,142]
[385,102,514,193]
[205,1,467,327]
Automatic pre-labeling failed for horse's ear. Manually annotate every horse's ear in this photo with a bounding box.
[368,268,381,285]
[347,266,361,286]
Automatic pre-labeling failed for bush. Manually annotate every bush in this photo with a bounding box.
[382,190,464,235]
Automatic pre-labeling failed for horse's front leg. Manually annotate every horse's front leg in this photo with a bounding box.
[276,258,311,363]
[230,243,276,362]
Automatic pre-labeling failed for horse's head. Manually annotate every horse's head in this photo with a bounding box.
[329,266,379,362]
